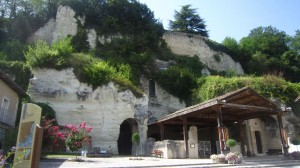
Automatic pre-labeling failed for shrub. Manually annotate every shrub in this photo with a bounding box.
[131,133,140,145]
[64,122,92,154]
[25,38,73,69]
[83,61,116,87]
[156,66,197,103]
[226,139,237,148]
[193,75,300,107]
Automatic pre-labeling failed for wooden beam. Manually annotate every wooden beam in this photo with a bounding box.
[219,103,277,112]
[156,100,219,123]
[239,120,246,156]
[195,114,239,121]
[163,120,212,126]
[277,113,289,156]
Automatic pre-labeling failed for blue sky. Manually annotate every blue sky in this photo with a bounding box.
[138,0,300,43]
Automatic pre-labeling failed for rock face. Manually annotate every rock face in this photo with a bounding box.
[27,5,244,75]
[27,6,80,44]
[163,32,244,74]
[28,68,184,154]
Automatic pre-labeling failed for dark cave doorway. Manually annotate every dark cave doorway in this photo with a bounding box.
[117,118,138,155]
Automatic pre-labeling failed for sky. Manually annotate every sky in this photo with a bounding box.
[138,0,300,43]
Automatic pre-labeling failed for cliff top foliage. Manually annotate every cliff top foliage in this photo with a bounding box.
[193,75,300,115]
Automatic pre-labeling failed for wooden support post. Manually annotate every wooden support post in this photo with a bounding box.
[182,117,189,158]
[277,112,289,156]
[239,120,246,156]
[216,106,227,154]
[159,123,165,141]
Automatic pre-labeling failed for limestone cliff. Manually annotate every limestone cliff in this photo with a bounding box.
[27,5,244,74]
[163,32,244,74]
[28,68,185,154]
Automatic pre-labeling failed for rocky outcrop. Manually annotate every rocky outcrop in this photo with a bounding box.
[27,6,81,44]
[27,5,244,75]
[163,32,244,74]
[28,68,184,154]
[140,77,186,124]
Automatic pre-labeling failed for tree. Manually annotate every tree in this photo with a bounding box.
[239,26,291,76]
[289,30,300,53]
[240,26,288,58]
[169,5,208,37]
[222,37,241,61]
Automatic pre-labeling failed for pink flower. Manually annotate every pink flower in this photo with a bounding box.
[86,127,92,132]
[52,126,59,131]
[79,122,86,128]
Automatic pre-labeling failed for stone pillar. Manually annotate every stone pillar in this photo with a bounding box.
[138,118,148,156]
[134,104,149,156]
[188,126,199,158]
[182,118,189,158]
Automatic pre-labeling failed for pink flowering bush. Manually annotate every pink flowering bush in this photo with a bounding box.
[64,122,92,152]
[42,116,63,146]
[42,117,92,156]
[64,122,92,153]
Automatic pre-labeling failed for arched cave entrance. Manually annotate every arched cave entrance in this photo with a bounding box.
[117,118,138,155]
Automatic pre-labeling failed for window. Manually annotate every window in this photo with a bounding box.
[0,97,9,122]
[149,80,156,97]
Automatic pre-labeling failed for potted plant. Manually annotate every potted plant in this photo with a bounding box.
[210,154,226,164]
[225,139,243,164]
[226,139,237,149]
[130,132,141,160]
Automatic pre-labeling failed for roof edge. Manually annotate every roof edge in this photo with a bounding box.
[0,69,27,97]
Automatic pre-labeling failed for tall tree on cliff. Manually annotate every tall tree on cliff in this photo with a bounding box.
[169,4,208,37]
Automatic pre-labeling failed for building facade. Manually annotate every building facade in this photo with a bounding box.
[0,70,26,143]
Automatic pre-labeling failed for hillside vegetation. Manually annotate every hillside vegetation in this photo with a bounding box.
[0,0,300,115]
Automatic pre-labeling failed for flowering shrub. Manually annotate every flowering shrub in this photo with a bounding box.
[225,152,243,164]
[225,152,237,163]
[64,122,92,153]
[42,116,64,146]
[210,154,226,163]
[42,118,92,157]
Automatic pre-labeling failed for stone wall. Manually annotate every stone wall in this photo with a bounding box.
[163,32,244,74]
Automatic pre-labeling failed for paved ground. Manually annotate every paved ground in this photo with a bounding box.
[40,155,300,168]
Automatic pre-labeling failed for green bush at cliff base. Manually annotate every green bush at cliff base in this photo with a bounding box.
[193,75,300,104]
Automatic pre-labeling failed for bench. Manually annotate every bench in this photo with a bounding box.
[87,147,113,157]
[151,150,163,158]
